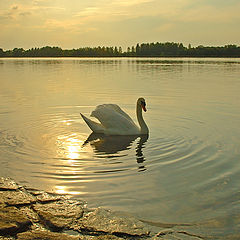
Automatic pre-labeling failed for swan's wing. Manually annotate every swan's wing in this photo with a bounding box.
[90,104,139,133]
[80,113,105,133]
[92,104,134,123]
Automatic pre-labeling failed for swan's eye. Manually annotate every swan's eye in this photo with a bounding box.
[141,101,146,107]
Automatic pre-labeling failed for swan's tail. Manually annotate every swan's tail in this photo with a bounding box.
[80,113,105,133]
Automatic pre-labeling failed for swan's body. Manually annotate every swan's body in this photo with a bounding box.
[80,98,149,135]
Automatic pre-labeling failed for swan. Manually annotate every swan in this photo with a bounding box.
[80,98,149,135]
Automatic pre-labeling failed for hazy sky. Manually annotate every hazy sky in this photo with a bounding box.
[0,0,239,50]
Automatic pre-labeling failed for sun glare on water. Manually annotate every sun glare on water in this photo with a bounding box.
[52,132,95,195]
[56,133,93,161]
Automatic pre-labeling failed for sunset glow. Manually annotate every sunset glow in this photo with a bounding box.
[0,0,239,49]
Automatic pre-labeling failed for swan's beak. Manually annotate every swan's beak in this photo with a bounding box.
[141,103,147,112]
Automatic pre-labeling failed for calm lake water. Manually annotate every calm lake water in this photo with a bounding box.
[0,57,240,238]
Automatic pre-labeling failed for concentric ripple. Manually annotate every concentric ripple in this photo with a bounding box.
[0,57,240,238]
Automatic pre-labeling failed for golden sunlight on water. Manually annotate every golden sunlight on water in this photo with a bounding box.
[56,133,93,160]
[54,185,81,195]
[57,134,83,160]
[1,58,240,238]
[53,132,96,195]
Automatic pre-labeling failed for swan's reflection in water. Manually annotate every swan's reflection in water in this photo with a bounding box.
[83,133,148,171]
[54,133,148,194]
[135,135,149,171]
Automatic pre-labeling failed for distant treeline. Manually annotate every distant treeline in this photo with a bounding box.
[0,42,240,57]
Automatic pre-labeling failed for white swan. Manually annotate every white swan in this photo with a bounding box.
[80,98,149,135]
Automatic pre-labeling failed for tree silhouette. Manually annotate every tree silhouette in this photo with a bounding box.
[0,43,239,57]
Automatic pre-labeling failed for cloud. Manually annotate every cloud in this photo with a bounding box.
[0,2,67,29]
[75,7,99,17]
[155,23,174,33]
[173,2,240,23]
[0,0,239,49]
[43,18,79,31]
[33,0,50,6]
[19,12,32,17]
[0,15,11,21]
[11,5,18,10]
[40,18,97,35]
[0,5,19,21]
[111,0,154,7]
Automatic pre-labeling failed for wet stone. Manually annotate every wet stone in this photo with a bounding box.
[63,230,125,240]
[24,187,43,195]
[0,178,19,191]
[78,208,150,237]
[173,231,204,240]
[17,230,80,240]
[0,202,6,208]
[153,229,204,240]
[19,206,41,223]
[29,222,48,233]
[0,206,31,235]
[33,200,84,230]
[0,178,196,239]
[155,229,175,237]
[35,191,63,203]
[0,237,14,240]
[0,190,36,206]
[81,235,125,240]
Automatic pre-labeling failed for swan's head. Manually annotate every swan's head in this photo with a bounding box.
[137,97,147,112]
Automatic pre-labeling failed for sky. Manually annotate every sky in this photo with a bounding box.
[0,0,240,50]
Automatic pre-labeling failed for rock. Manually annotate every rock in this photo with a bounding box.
[24,187,66,203]
[0,178,19,191]
[0,206,31,235]
[0,237,14,240]
[63,230,126,240]
[155,229,175,237]
[174,231,204,240]
[17,230,126,240]
[78,208,150,237]
[33,200,84,230]
[1,177,205,240]
[35,191,63,203]
[0,190,36,206]
[17,230,80,240]
[19,206,41,223]
[82,235,125,240]
[153,229,204,239]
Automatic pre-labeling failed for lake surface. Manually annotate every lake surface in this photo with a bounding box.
[0,57,240,238]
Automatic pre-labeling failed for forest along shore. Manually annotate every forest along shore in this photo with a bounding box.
[0,177,206,239]
[1,42,240,57]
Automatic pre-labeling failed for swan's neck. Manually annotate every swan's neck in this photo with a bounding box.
[136,104,149,134]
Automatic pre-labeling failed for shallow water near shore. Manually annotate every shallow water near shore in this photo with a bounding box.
[0,57,240,238]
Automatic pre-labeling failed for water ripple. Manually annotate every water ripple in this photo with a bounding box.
[1,58,240,238]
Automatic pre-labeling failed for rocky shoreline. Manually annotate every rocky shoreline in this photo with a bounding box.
[0,177,206,240]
